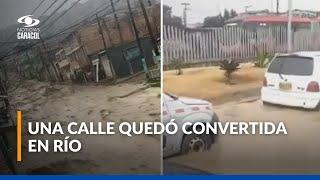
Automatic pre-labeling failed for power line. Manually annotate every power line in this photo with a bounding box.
[47,2,104,35]
[47,0,121,37]
[38,0,60,18]
[31,0,47,15]
[1,5,130,60]
[47,6,137,41]
[1,0,142,61]
[41,0,81,33]
[43,4,133,42]
[0,0,121,60]
[39,0,69,28]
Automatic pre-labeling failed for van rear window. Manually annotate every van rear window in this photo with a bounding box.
[267,56,314,76]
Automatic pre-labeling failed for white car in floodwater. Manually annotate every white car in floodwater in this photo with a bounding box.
[163,93,219,157]
[261,51,320,109]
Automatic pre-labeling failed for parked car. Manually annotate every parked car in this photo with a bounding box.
[163,93,219,157]
[261,51,320,109]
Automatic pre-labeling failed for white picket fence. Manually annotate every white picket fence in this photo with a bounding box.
[294,26,320,51]
[163,25,320,65]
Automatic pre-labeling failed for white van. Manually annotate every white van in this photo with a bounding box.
[261,51,320,109]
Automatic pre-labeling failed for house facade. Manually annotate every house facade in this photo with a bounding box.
[54,3,160,82]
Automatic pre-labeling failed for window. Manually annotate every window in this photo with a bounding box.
[268,56,314,76]
[125,47,141,61]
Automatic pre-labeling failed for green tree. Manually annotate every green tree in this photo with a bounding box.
[163,4,183,27]
[219,59,240,84]
[230,9,238,18]
[203,9,238,27]
[203,14,224,27]
[223,9,230,21]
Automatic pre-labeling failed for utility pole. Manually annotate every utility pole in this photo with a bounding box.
[110,0,133,75]
[126,0,148,73]
[181,2,190,28]
[110,0,124,44]
[39,37,55,81]
[96,14,116,79]
[138,0,160,56]
[96,14,108,51]
[276,0,279,14]
[287,0,292,52]
[101,18,113,46]
[147,0,159,37]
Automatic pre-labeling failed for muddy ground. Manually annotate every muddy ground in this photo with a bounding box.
[164,63,265,105]
[164,64,320,174]
[8,73,161,174]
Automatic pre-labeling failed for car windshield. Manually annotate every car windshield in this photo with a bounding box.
[267,56,314,76]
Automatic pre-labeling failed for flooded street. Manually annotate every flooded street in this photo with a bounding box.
[164,64,320,174]
[165,99,320,174]
[8,74,161,174]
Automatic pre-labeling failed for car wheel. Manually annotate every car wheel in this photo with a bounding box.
[314,102,320,111]
[181,133,212,154]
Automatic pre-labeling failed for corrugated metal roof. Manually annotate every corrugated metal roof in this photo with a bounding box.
[244,15,311,23]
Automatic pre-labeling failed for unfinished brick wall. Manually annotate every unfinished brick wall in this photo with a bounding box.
[78,23,105,56]
[134,3,161,38]
[61,33,81,53]
[60,3,160,57]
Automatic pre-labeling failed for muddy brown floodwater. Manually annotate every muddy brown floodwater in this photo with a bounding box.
[8,74,161,174]
[165,99,320,174]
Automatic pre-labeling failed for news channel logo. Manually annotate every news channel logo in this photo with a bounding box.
[16,15,40,40]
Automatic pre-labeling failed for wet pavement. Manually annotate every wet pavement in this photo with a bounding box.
[165,99,320,174]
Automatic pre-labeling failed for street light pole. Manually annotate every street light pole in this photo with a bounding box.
[287,0,292,52]
[181,2,190,28]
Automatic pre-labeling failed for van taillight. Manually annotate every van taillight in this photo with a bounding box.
[307,81,320,92]
[263,77,267,87]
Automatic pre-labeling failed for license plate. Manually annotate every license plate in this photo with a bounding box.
[279,82,292,91]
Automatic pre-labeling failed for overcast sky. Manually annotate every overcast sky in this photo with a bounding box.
[0,0,80,29]
[163,0,320,25]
